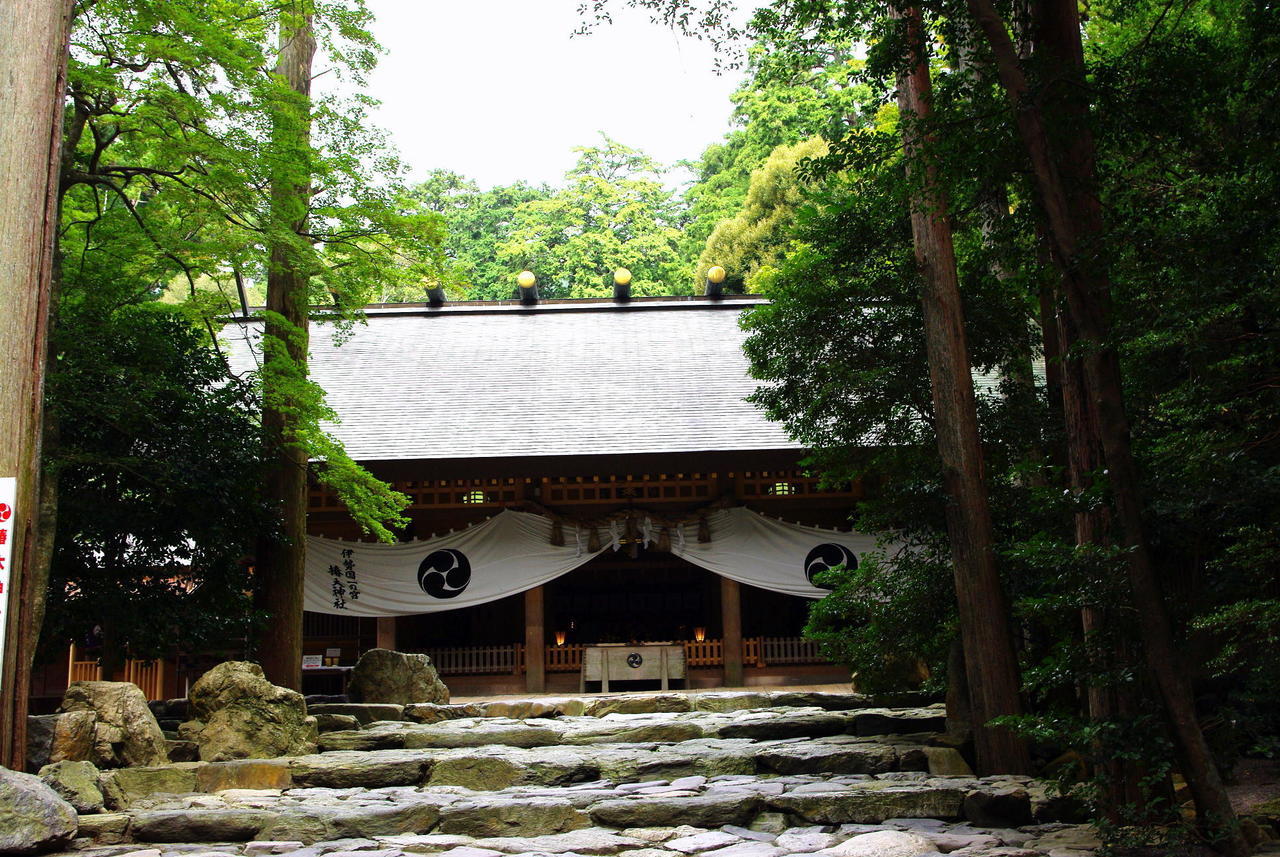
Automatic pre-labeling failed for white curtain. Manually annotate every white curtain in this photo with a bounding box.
[305,508,876,616]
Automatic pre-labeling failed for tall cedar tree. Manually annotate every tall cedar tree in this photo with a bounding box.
[963,1,1246,850]
[0,0,73,770]
[893,5,1030,776]
[257,3,318,691]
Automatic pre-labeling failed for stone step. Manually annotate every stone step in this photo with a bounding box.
[99,733,957,806]
[316,707,947,752]
[307,692,934,727]
[67,772,1055,848]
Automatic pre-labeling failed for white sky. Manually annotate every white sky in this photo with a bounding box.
[361,0,748,190]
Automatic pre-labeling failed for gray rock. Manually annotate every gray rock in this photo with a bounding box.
[288,749,432,789]
[75,811,132,843]
[183,661,318,762]
[819,830,936,856]
[348,649,449,706]
[438,797,589,838]
[39,760,104,813]
[166,740,199,763]
[99,764,200,809]
[26,710,97,771]
[477,699,587,720]
[768,785,965,824]
[564,722,706,746]
[700,842,785,857]
[715,714,848,742]
[0,766,79,852]
[373,833,476,853]
[402,721,561,750]
[755,742,898,776]
[130,808,273,842]
[244,841,306,855]
[315,714,362,732]
[308,704,407,726]
[588,793,762,829]
[255,801,442,844]
[61,682,170,768]
[471,828,645,854]
[850,711,946,738]
[403,704,486,724]
[666,831,740,852]
[921,748,971,777]
[320,730,408,752]
[691,694,777,713]
[774,832,837,852]
[426,754,529,791]
[583,695,692,717]
[962,788,1031,828]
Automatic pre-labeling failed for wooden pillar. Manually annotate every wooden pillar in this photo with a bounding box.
[524,586,546,693]
[721,577,744,687]
[376,616,397,651]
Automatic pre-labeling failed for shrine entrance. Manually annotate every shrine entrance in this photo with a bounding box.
[387,546,835,694]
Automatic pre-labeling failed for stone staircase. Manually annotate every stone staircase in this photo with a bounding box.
[56,691,1101,857]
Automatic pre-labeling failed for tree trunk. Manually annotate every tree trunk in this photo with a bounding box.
[895,5,1031,776]
[0,0,73,770]
[256,4,317,692]
[965,1,1247,850]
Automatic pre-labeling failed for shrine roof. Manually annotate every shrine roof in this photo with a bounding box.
[222,295,802,463]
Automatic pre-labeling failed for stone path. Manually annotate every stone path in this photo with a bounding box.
[54,691,1104,857]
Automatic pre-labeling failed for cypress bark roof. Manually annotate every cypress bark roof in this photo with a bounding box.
[223,296,800,462]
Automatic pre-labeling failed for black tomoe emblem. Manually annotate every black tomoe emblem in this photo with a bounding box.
[418,548,471,599]
[626,652,644,668]
[804,543,858,589]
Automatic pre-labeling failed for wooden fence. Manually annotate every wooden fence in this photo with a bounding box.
[425,637,826,676]
[423,644,523,675]
[66,645,167,700]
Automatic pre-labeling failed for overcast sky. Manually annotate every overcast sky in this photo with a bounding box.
[360,0,748,190]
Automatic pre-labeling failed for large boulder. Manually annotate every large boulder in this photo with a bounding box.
[25,710,96,771]
[0,766,78,853]
[38,760,104,813]
[346,648,449,706]
[60,681,168,768]
[183,661,318,761]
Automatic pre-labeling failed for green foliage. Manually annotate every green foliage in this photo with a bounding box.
[58,0,438,543]
[406,170,552,301]
[43,274,269,663]
[498,136,689,298]
[681,44,871,277]
[697,137,828,291]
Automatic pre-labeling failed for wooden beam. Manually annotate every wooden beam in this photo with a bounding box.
[721,577,744,687]
[524,586,546,692]
[375,616,396,650]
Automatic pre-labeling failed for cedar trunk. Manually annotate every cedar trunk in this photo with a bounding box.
[0,0,73,770]
[256,7,317,692]
[895,5,1031,776]
[966,0,1246,850]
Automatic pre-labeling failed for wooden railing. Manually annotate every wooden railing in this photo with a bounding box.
[545,643,585,672]
[424,644,523,675]
[67,645,102,684]
[122,659,166,700]
[66,645,167,700]
[421,636,827,677]
[760,635,825,664]
[683,639,723,667]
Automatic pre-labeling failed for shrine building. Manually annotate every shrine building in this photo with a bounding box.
[220,288,876,696]
[38,288,879,703]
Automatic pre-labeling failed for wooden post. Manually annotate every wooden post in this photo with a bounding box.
[720,577,743,687]
[0,0,74,770]
[375,616,396,651]
[524,586,545,693]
